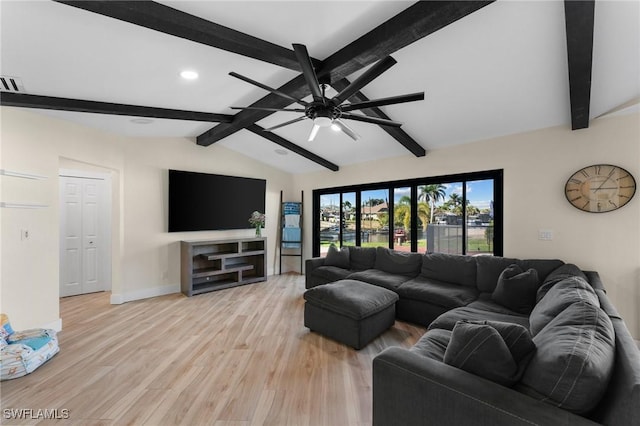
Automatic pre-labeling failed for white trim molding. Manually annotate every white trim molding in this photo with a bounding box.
[110,284,179,305]
[0,169,47,180]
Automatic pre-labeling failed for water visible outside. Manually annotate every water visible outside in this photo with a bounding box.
[320,224,493,256]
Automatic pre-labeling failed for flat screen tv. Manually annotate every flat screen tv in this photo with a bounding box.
[168,169,266,232]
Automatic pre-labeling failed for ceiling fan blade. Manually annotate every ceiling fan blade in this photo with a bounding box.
[340,92,425,112]
[230,106,306,112]
[263,116,307,132]
[292,44,324,103]
[308,123,321,142]
[332,119,360,141]
[341,112,403,127]
[229,71,308,106]
[332,56,397,104]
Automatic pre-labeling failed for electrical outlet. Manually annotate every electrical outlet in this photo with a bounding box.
[538,229,553,241]
[20,229,30,240]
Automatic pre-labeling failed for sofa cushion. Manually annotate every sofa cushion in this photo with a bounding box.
[537,263,588,303]
[519,301,615,414]
[311,265,352,283]
[468,295,531,315]
[349,246,377,271]
[429,305,529,331]
[398,277,479,309]
[443,320,535,387]
[529,276,599,336]
[491,264,539,314]
[347,269,409,291]
[374,247,422,276]
[420,253,477,287]
[303,279,399,321]
[324,244,350,269]
[476,257,564,293]
[409,328,452,361]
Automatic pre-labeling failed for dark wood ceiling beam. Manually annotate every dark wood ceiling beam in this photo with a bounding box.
[331,78,426,157]
[53,0,319,71]
[564,0,595,130]
[318,1,495,83]
[247,125,339,172]
[0,92,233,123]
[198,1,495,147]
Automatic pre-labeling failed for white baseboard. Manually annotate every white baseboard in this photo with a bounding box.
[110,284,180,305]
[43,318,63,332]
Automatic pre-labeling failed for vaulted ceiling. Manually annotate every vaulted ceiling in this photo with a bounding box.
[1,1,638,174]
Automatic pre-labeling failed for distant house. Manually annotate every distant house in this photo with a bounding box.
[361,202,388,220]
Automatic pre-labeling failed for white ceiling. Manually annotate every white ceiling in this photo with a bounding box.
[1,0,639,174]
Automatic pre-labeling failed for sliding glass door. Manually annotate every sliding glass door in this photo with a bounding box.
[360,189,389,249]
[312,170,502,257]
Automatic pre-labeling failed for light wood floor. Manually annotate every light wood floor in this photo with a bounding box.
[1,274,425,425]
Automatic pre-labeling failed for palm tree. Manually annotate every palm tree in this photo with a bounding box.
[394,203,411,231]
[417,202,430,231]
[419,184,446,224]
[444,193,463,215]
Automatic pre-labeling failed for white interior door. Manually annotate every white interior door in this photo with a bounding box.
[60,174,110,297]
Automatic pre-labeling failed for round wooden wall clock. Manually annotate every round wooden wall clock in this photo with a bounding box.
[565,164,636,213]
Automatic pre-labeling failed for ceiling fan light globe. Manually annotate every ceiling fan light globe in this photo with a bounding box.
[330,122,341,132]
[314,116,332,127]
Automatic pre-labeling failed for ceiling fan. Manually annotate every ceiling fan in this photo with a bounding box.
[229,43,425,142]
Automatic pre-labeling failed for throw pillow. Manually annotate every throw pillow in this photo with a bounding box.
[443,320,536,387]
[519,301,615,414]
[471,320,536,365]
[492,264,539,314]
[324,244,350,269]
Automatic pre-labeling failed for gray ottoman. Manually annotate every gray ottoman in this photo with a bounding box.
[303,279,399,349]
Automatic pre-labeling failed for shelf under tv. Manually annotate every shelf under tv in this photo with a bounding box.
[181,237,267,297]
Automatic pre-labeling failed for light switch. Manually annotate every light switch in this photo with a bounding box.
[538,229,553,241]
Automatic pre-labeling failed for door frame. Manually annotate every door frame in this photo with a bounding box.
[59,168,113,295]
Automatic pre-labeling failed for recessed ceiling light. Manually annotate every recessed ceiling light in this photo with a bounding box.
[130,118,154,124]
[180,70,199,80]
[274,148,288,156]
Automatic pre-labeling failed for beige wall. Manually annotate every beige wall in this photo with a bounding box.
[294,112,640,338]
[2,106,639,339]
[1,107,293,330]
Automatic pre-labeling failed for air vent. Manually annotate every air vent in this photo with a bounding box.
[0,76,25,93]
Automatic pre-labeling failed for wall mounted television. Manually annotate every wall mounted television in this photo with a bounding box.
[168,169,266,232]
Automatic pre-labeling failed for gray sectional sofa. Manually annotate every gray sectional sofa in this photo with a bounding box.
[305,246,640,425]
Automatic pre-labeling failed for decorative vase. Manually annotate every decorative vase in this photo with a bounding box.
[255,225,261,237]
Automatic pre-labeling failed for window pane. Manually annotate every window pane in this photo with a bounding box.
[422,183,464,254]
[319,193,340,256]
[313,170,501,257]
[342,192,356,246]
[466,179,494,255]
[393,187,411,252]
[360,189,389,248]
